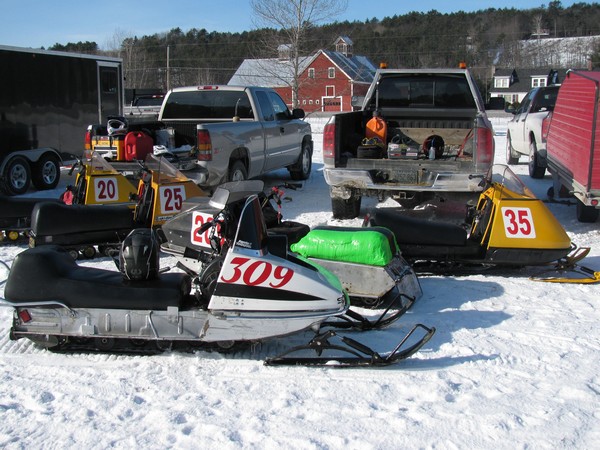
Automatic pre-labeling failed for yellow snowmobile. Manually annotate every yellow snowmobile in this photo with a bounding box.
[364,164,599,283]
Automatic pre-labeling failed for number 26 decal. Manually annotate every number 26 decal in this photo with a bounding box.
[220,256,294,288]
[501,207,536,238]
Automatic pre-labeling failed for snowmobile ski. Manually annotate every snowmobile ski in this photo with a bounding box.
[264,324,436,367]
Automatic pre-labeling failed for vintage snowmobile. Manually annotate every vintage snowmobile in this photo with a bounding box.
[161,180,422,309]
[29,154,207,259]
[0,196,60,243]
[363,164,599,283]
[0,194,435,367]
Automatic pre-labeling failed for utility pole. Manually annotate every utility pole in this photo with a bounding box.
[167,45,170,91]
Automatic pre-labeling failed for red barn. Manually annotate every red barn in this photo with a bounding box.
[229,36,376,112]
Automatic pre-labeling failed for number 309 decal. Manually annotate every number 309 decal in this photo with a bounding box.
[501,207,536,238]
[220,256,294,289]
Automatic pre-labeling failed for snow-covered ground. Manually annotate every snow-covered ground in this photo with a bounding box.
[0,116,598,449]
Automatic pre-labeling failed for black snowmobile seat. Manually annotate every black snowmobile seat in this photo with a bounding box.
[366,208,467,247]
[30,202,135,236]
[5,246,191,310]
[0,197,59,228]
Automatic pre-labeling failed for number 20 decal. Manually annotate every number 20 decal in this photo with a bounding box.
[93,177,119,202]
[501,207,536,238]
[159,185,186,214]
[220,256,294,289]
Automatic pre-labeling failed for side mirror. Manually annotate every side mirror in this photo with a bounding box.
[291,108,305,119]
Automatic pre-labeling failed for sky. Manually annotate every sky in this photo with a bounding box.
[0,0,587,50]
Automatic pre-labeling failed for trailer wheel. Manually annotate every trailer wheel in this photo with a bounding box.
[3,156,31,195]
[331,194,361,219]
[576,199,599,223]
[32,154,61,190]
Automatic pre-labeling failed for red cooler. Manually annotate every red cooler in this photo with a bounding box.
[124,131,154,161]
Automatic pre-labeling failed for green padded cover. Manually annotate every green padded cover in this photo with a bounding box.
[291,229,393,266]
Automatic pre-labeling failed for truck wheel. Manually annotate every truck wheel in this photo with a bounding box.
[505,132,519,165]
[331,195,361,220]
[576,199,599,223]
[528,140,546,179]
[228,160,247,182]
[32,154,61,190]
[3,156,31,195]
[289,141,312,181]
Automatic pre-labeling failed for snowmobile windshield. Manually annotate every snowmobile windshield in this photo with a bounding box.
[209,180,265,210]
[143,154,188,182]
[488,164,535,198]
[233,195,268,252]
[88,152,120,173]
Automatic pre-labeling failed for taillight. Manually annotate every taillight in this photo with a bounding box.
[323,122,335,159]
[84,125,92,150]
[197,129,212,161]
[475,127,494,165]
[541,112,552,143]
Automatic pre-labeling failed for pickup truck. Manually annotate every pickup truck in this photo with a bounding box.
[322,68,495,219]
[85,86,313,189]
[506,85,559,178]
[123,93,165,120]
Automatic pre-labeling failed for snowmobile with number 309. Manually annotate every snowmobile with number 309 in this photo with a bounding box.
[0,191,435,367]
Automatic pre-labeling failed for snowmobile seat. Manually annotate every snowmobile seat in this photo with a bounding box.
[0,197,59,229]
[365,208,467,247]
[5,246,191,310]
[31,202,135,236]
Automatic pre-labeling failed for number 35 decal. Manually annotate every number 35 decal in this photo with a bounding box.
[501,207,536,238]
[220,256,294,289]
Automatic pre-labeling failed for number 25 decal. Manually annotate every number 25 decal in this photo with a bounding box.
[501,207,536,238]
[159,185,186,214]
[220,256,294,288]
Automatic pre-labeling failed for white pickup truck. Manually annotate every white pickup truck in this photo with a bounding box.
[85,86,313,189]
[506,85,559,178]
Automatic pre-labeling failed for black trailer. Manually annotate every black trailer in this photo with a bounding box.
[0,45,123,195]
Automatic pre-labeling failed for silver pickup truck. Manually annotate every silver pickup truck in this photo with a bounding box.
[86,86,313,190]
[159,85,313,188]
[323,68,495,219]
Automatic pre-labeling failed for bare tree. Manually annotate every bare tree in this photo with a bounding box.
[250,0,348,108]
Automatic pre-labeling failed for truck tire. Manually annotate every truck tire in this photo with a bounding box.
[331,195,361,220]
[576,199,599,223]
[505,132,519,165]
[289,141,312,181]
[528,140,546,179]
[32,153,61,190]
[228,160,247,182]
[3,156,31,195]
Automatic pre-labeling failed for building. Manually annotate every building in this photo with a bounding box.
[228,36,376,112]
[489,67,568,106]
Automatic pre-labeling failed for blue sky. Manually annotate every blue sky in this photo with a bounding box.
[0,0,585,50]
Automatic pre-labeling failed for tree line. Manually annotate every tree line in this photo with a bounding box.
[49,1,600,93]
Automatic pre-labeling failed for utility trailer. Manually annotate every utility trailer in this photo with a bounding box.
[0,45,123,195]
[545,70,600,222]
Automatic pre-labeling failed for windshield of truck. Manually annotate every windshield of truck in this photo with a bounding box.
[161,90,254,119]
[372,74,477,108]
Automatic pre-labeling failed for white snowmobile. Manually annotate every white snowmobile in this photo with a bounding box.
[160,180,423,310]
[0,193,434,367]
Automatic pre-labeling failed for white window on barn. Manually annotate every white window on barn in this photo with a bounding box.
[532,77,547,87]
[328,67,335,78]
[308,68,315,79]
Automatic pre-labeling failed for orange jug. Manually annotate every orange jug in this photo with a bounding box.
[365,113,387,144]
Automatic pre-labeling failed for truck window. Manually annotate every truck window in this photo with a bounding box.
[161,90,253,119]
[256,91,275,121]
[375,75,476,108]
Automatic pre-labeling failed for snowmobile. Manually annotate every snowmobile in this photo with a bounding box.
[0,193,435,367]
[161,180,422,310]
[363,164,599,283]
[0,196,60,243]
[29,154,208,259]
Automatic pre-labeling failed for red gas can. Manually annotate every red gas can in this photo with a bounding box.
[124,131,154,161]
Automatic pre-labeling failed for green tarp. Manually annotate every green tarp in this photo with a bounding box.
[291,229,394,266]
